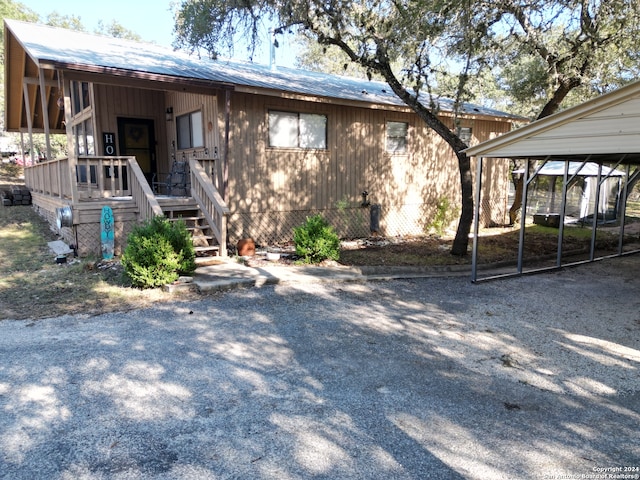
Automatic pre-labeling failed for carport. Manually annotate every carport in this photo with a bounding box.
[465,80,640,282]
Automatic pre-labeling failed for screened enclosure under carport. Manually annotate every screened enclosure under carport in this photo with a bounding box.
[464,80,640,282]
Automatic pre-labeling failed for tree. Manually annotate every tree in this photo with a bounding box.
[489,0,640,224]
[95,19,142,41]
[44,12,86,31]
[173,0,640,254]
[175,0,489,255]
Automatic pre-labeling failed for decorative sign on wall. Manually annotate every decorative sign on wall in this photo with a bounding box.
[103,132,116,156]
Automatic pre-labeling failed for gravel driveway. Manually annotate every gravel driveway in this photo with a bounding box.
[1,257,639,479]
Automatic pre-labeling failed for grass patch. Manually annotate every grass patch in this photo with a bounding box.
[0,168,200,320]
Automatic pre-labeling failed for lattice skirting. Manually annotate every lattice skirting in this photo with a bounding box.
[228,200,509,247]
[74,220,136,257]
[32,203,136,258]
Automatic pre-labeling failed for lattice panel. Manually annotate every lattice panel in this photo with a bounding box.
[228,198,511,249]
[75,220,136,257]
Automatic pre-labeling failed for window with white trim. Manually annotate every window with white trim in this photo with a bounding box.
[268,111,327,149]
[457,127,472,144]
[176,110,204,150]
[386,121,408,153]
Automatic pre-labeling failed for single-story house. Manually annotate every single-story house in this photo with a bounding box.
[4,19,523,258]
[465,79,640,281]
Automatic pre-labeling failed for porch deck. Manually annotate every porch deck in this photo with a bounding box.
[25,156,229,257]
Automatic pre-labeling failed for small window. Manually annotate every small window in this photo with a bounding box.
[74,119,94,156]
[386,121,408,153]
[458,127,472,144]
[176,110,204,150]
[71,81,91,115]
[269,111,327,149]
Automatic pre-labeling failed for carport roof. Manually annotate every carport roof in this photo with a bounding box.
[464,79,640,164]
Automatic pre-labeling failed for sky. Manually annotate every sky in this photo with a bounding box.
[19,0,297,67]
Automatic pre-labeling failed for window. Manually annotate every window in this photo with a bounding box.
[71,81,91,115]
[75,119,94,156]
[386,121,408,153]
[176,110,204,150]
[457,127,472,144]
[269,111,327,149]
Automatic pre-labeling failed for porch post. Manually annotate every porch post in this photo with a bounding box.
[61,73,79,203]
[38,68,52,161]
[223,88,231,201]
[21,83,35,164]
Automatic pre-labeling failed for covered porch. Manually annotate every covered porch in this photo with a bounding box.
[4,19,230,257]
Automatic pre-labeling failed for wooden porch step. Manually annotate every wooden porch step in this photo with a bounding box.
[167,215,204,222]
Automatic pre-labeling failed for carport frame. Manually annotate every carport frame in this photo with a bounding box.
[464,79,640,282]
[470,154,640,282]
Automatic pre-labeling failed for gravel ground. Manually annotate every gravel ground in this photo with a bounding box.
[0,257,639,479]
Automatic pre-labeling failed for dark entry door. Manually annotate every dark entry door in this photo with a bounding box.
[117,118,157,182]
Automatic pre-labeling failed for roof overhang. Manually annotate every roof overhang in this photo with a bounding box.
[4,19,522,135]
[464,79,640,165]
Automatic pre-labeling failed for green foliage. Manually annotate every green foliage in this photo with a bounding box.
[427,197,460,236]
[293,214,340,264]
[95,19,142,41]
[122,216,196,288]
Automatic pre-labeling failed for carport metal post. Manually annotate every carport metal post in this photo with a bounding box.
[471,156,483,282]
[516,159,531,273]
[556,160,570,267]
[619,164,631,254]
[589,164,603,261]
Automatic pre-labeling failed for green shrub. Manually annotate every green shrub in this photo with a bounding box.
[293,214,340,264]
[426,197,459,236]
[122,216,196,288]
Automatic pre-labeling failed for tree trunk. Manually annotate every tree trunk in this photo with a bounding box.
[452,149,474,255]
[507,78,580,221]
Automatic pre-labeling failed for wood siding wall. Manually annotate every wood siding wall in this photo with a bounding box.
[93,85,169,172]
[222,92,512,245]
[165,91,221,165]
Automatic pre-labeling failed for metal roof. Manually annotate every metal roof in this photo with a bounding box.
[6,19,520,119]
[513,161,625,176]
[464,79,640,162]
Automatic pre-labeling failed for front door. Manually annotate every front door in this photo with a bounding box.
[117,118,157,182]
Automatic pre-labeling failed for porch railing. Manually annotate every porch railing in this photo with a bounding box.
[24,157,72,198]
[189,158,230,256]
[195,157,221,191]
[127,157,163,221]
[75,156,132,199]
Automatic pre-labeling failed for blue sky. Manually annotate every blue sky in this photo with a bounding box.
[20,0,297,67]
[21,0,177,47]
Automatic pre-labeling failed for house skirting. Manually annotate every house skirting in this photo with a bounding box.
[31,193,138,258]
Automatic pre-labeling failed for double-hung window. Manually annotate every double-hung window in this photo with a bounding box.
[386,121,408,153]
[176,110,204,150]
[268,111,327,149]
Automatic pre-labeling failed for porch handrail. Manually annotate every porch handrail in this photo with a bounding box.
[195,157,220,191]
[127,157,163,221]
[189,158,230,256]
